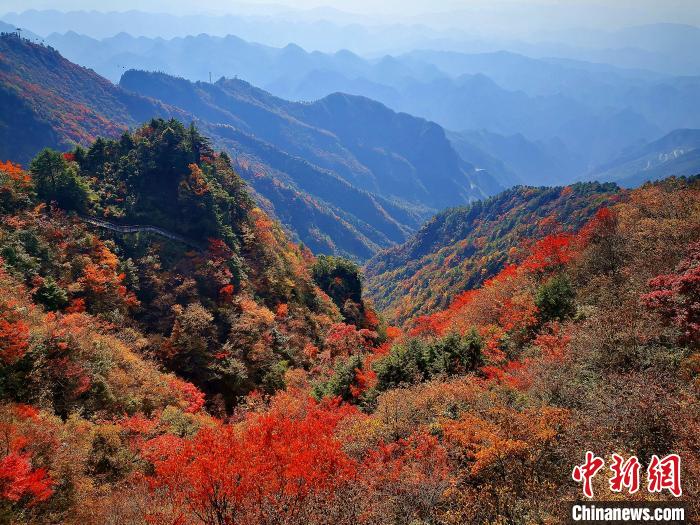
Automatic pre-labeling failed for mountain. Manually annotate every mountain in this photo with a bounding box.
[119,70,498,258]
[3,139,700,523]
[447,129,580,187]
[3,118,362,405]
[6,10,700,74]
[0,34,498,261]
[588,128,700,186]
[364,182,622,322]
[37,30,700,184]
[0,32,182,165]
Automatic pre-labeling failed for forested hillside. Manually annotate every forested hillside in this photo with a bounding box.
[365,182,621,322]
[2,142,698,521]
[0,33,181,165]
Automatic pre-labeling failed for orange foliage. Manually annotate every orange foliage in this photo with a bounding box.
[0,160,30,185]
[275,303,289,319]
[0,417,54,505]
[521,233,576,274]
[145,400,357,524]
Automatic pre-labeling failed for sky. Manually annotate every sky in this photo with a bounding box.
[3,0,700,29]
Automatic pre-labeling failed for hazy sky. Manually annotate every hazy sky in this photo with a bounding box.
[3,0,700,28]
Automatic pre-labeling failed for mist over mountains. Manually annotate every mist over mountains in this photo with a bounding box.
[20,20,700,187]
[4,7,700,74]
[2,8,700,257]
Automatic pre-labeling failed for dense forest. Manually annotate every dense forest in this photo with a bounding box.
[1,117,699,522]
[365,182,622,322]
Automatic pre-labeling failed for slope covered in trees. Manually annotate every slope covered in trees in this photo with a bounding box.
[365,182,621,322]
[3,148,698,522]
[1,118,389,420]
[0,33,182,165]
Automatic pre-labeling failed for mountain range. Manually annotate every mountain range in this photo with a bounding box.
[5,9,700,75]
[0,34,497,260]
[587,128,700,187]
[21,28,700,185]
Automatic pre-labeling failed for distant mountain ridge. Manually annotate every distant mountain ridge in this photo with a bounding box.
[34,29,700,184]
[588,128,700,186]
[5,10,700,74]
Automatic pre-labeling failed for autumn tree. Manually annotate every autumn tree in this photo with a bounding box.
[145,401,357,525]
[642,241,700,345]
[30,149,90,212]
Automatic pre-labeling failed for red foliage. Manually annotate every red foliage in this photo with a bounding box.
[0,421,53,505]
[168,378,206,413]
[362,307,380,330]
[219,284,235,303]
[578,207,617,245]
[362,432,449,486]
[350,366,377,399]
[642,241,700,344]
[521,234,576,274]
[410,314,445,337]
[207,238,233,262]
[145,400,356,524]
[323,323,377,360]
[534,323,571,361]
[65,298,86,314]
[0,297,30,365]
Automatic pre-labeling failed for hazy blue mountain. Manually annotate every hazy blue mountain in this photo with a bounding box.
[5,10,700,74]
[2,9,448,55]
[36,29,700,186]
[401,49,660,102]
[553,23,700,75]
[447,130,575,187]
[120,70,496,209]
[587,128,700,186]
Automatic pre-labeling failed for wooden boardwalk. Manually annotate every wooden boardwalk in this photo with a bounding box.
[80,216,204,250]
